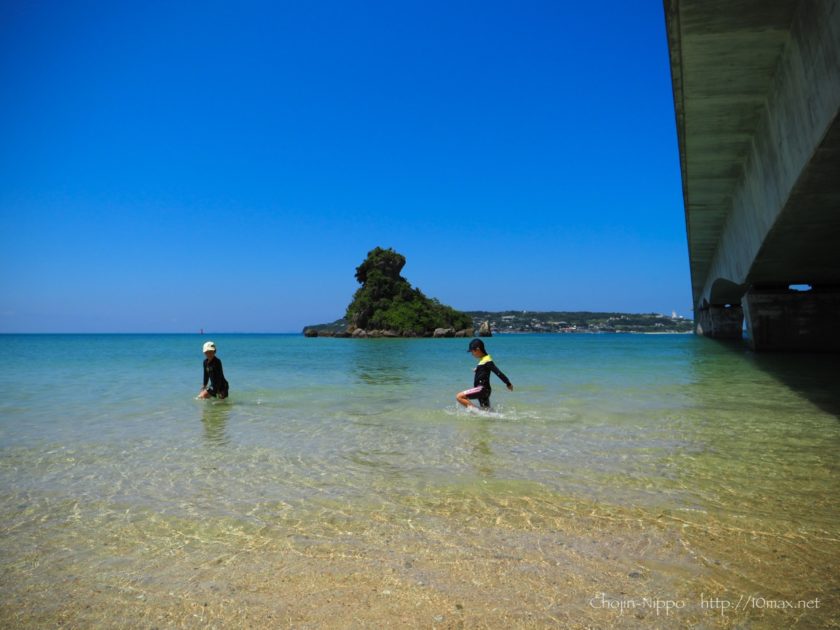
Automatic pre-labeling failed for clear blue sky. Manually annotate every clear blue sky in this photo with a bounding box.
[0,1,688,333]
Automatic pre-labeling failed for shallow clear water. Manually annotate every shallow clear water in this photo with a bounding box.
[1,333,838,627]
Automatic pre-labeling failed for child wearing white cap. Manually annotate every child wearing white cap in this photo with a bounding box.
[198,341,229,399]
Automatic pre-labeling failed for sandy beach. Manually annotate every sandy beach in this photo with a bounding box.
[2,486,836,628]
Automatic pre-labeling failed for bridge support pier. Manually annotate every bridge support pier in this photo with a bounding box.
[741,287,840,351]
[695,305,743,339]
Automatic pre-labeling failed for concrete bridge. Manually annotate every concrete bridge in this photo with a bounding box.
[664,0,840,350]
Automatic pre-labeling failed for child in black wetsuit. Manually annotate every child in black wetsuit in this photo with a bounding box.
[198,341,229,399]
[456,338,513,410]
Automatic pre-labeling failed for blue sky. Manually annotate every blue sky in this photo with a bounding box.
[0,1,688,333]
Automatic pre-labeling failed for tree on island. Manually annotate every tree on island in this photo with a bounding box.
[346,247,472,335]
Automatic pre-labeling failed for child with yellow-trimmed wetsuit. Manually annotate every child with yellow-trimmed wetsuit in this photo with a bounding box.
[456,338,513,410]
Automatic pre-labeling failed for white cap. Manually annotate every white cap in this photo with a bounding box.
[202,341,216,353]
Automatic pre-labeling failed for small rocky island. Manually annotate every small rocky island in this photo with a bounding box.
[304,247,480,338]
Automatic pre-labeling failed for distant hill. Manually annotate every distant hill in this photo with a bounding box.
[465,310,693,334]
[304,318,350,336]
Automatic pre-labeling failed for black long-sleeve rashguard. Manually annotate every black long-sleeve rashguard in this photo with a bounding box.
[473,354,512,390]
[203,356,229,398]
[465,354,511,408]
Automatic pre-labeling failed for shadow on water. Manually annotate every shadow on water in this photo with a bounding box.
[704,337,840,418]
[467,424,495,478]
[201,401,232,446]
[349,340,410,385]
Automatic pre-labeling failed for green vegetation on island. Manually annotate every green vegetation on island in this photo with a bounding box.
[304,247,473,337]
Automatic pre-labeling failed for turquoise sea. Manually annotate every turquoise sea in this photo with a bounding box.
[1,333,838,627]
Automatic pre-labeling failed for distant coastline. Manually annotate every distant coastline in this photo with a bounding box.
[304,248,695,338]
[466,310,693,334]
[304,310,694,337]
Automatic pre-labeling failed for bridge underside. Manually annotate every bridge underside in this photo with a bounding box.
[665,0,840,350]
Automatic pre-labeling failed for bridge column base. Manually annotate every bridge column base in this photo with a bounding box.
[695,305,743,339]
[741,287,840,351]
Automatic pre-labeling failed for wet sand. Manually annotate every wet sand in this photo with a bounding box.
[2,488,837,628]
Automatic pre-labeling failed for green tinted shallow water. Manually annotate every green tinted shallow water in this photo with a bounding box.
[1,334,838,627]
